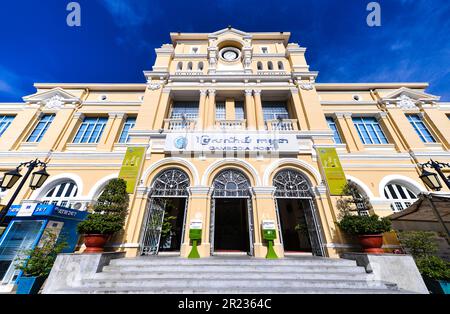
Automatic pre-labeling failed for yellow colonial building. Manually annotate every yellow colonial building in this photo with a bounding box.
[1,28,449,260]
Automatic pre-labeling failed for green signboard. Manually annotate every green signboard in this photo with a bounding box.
[119,146,146,194]
[316,147,347,195]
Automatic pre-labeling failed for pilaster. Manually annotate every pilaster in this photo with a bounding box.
[253,90,265,130]
[244,90,256,130]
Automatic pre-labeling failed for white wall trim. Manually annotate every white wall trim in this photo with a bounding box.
[262,158,322,186]
[378,174,426,198]
[87,173,119,200]
[201,158,261,186]
[141,157,200,186]
[30,173,84,200]
[345,175,375,198]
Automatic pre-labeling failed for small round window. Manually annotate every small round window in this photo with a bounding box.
[220,47,240,62]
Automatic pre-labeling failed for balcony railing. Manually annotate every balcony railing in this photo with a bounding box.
[215,120,247,130]
[266,119,298,131]
[164,119,197,130]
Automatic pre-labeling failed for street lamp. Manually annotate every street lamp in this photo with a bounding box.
[419,159,450,191]
[0,159,49,224]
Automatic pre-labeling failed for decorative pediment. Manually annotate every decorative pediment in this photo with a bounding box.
[379,87,440,110]
[208,27,252,39]
[23,88,80,109]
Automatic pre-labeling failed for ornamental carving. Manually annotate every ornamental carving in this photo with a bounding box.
[300,82,314,91]
[45,95,65,109]
[397,94,417,110]
[148,83,161,91]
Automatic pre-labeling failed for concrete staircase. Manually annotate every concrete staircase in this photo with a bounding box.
[58,256,410,294]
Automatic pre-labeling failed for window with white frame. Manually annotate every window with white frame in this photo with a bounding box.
[235,101,245,120]
[384,183,417,212]
[0,115,14,137]
[73,117,108,144]
[352,117,388,144]
[262,102,289,120]
[27,114,55,142]
[118,117,136,143]
[215,102,226,120]
[406,114,436,143]
[170,102,199,120]
[326,117,343,144]
[40,180,78,209]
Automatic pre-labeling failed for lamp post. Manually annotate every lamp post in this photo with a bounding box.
[419,159,450,191]
[0,159,49,224]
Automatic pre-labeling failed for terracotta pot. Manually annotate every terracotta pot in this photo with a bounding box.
[358,234,384,254]
[83,234,109,253]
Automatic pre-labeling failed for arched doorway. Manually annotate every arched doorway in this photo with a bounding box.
[273,169,325,256]
[140,169,190,255]
[210,169,254,255]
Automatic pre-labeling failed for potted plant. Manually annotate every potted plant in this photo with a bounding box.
[15,231,67,294]
[77,178,129,253]
[337,214,391,253]
[398,231,450,294]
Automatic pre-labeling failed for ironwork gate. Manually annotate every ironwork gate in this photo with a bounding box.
[140,169,190,256]
[209,169,254,256]
[273,169,326,257]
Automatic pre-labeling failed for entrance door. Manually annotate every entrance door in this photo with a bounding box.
[214,198,250,252]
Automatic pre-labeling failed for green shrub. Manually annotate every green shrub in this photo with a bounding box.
[337,214,391,235]
[77,178,129,235]
[15,231,67,277]
[397,231,438,259]
[415,256,450,281]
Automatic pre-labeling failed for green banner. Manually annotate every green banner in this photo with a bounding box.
[317,147,347,195]
[119,146,146,194]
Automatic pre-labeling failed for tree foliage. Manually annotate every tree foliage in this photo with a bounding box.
[77,178,129,235]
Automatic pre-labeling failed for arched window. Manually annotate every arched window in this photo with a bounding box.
[346,180,371,216]
[273,169,311,198]
[187,62,193,71]
[277,61,284,70]
[257,61,263,70]
[212,169,251,198]
[384,183,418,212]
[198,61,204,71]
[151,168,190,197]
[40,180,78,208]
[177,62,183,71]
[267,61,273,70]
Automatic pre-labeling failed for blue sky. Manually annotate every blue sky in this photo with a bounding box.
[0,0,449,102]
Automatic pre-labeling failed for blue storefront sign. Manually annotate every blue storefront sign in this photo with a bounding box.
[0,203,87,291]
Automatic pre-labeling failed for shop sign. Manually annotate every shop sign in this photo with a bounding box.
[316,147,347,195]
[165,133,299,153]
[16,203,38,217]
[119,146,146,193]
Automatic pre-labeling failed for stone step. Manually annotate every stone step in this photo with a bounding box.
[102,264,363,273]
[94,271,370,281]
[81,278,392,290]
[57,285,406,294]
[109,257,357,267]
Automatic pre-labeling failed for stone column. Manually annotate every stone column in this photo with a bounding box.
[341,112,365,152]
[375,112,407,152]
[55,112,85,151]
[245,90,256,130]
[251,187,284,258]
[225,98,235,120]
[97,112,127,151]
[296,83,329,130]
[133,82,164,135]
[197,89,208,130]
[0,104,41,151]
[180,186,211,258]
[385,107,426,150]
[253,90,265,130]
[289,88,308,130]
[205,89,216,130]
[152,87,172,130]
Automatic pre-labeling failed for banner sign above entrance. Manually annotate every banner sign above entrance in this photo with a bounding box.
[165,132,299,153]
[119,146,146,194]
[316,147,347,195]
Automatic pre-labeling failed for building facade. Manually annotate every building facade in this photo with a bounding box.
[1,28,449,259]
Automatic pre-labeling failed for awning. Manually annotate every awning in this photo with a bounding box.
[389,192,450,237]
